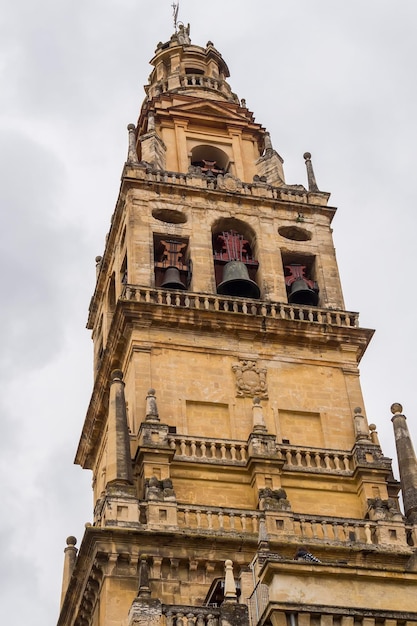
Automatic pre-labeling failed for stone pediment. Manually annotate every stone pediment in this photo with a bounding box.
[168,99,254,123]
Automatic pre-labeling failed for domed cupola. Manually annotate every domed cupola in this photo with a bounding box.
[134,24,280,182]
[145,27,239,104]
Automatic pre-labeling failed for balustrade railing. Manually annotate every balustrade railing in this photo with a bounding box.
[180,74,229,95]
[279,446,353,473]
[177,505,261,534]
[175,504,381,546]
[121,286,359,328]
[154,74,233,100]
[168,434,355,475]
[169,435,247,464]
[163,606,220,626]
[175,504,380,547]
[292,514,375,545]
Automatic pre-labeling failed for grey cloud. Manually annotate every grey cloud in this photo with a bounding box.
[0,129,87,375]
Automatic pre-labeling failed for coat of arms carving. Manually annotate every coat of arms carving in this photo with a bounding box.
[232,360,268,399]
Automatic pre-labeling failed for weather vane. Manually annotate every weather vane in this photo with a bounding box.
[172,2,179,31]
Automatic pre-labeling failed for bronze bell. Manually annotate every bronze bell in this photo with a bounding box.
[288,278,318,306]
[160,266,187,290]
[217,260,260,299]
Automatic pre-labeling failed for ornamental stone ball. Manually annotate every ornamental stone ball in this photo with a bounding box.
[391,403,403,415]
[111,369,124,381]
[66,536,77,546]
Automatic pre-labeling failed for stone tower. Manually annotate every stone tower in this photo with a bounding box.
[57,25,417,626]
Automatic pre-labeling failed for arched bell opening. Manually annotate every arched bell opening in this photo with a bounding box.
[212,218,260,299]
[190,145,229,176]
[282,252,319,306]
[153,234,191,290]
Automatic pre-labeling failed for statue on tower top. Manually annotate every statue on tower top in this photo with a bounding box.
[172,2,191,45]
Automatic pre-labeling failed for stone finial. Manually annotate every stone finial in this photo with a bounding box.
[369,423,380,446]
[60,536,78,608]
[252,397,267,434]
[145,389,160,422]
[391,402,403,415]
[353,407,371,442]
[264,132,274,155]
[303,152,319,192]
[137,555,151,598]
[223,560,237,603]
[95,256,102,279]
[127,123,139,164]
[390,403,417,523]
[111,369,124,382]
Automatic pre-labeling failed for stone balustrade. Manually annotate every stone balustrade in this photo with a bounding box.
[123,164,327,204]
[163,606,220,626]
[121,285,359,328]
[175,503,386,548]
[154,74,233,100]
[279,446,354,473]
[169,436,247,464]
[292,514,376,545]
[180,73,231,97]
[177,505,261,534]
[168,434,355,476]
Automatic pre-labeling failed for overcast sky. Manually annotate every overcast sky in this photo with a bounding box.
[1,1,417,624]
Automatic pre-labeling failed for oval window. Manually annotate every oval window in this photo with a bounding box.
[278,226,312,242]
[152,209,187,224]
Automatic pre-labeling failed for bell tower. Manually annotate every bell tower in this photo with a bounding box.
[57,23,417,626]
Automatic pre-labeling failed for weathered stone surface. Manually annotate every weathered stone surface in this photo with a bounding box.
[57,23,417,626]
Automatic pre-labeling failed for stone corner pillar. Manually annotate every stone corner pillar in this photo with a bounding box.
[60,536,77,608]
[391,402,417,523]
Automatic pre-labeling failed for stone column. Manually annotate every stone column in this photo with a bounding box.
[391,403,417,523]
[303,152,319,192]
[127,124,139,164]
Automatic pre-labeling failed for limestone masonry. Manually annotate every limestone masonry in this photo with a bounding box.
[57,21,417,626]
